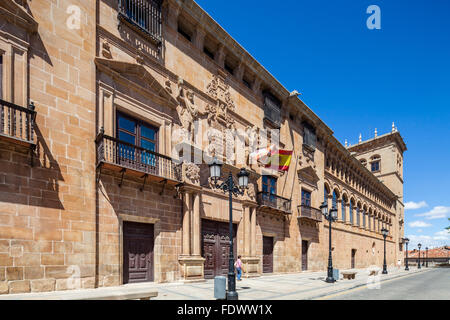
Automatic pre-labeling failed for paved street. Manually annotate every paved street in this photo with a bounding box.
[323,267,450,300]
[151,266,430,300]
[1,266,444,300]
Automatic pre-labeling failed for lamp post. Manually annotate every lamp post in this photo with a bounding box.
[381,227,389,274]
[209,159,249,300]
[320,201,338,283]
[417,243,421,269]
[425,247,428,267]
[403,238,409,271]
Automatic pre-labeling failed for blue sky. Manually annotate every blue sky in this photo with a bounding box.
[195,0,450,248]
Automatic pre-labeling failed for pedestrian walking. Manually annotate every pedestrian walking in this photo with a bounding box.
[235,255,243,281]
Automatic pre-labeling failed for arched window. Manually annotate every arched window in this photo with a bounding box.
[324,185,329,204]
[332,191,337,210]
[341,199,346,222]
[349,201,354,224]
[360,158,367,167]
[362,210,366,228]
[356,206,360,226]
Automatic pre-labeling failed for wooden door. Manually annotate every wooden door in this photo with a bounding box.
[202,219,236,279]
[263,236,274,273]
[351,249,356,269]
[123,221,154,283]
[302,240,308,271]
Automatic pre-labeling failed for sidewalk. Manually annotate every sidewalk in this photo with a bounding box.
[0,266,429,300]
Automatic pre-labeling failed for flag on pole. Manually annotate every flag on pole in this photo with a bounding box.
[249,144,278,165]
[265,149,293,171]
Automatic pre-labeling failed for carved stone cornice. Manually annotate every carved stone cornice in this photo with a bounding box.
[0,1,38,33]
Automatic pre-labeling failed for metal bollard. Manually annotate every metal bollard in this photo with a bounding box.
[333,268,339,281]
[214,276,226,300]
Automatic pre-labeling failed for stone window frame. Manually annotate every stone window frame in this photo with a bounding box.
[0,36,29,106]
[370,155,381,173]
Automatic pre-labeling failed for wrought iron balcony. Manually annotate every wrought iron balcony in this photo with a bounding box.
[118,0,162,44]
[297,205,323,222]
[257,192,292,214]
[0,99,36,146]
[96,132,181,183]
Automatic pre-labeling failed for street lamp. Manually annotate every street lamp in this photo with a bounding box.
[417,243,421,269]
[425,247,428,267]
[209,158,249,300]
[381,227,389,274]
[321,201,338,283]
[403,238,409,271]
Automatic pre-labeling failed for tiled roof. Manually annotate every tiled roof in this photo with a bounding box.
[407,246,450,258]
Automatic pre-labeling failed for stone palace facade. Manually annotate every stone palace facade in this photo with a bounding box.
[0,0,406,294]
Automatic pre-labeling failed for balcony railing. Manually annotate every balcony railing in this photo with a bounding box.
[96,132,181,182]
[0,99,36,145]
[257,192,292,214]
[118,0,162,44]
[297,205,323,222]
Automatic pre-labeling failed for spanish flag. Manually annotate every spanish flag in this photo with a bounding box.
[265,149,293,171]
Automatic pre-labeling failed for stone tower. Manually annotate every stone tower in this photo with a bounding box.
[347,124,407,264]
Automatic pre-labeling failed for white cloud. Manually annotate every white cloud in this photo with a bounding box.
[405,201,428,210]
[433,230,450,241]
[415,206,450,220]
[406,231,449,249]
[409,221,432,228]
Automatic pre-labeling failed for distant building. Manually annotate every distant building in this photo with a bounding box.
[406,246,450,266]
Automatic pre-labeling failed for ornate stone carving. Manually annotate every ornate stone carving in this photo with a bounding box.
[183,162,200,185]
[165,79,172,94]
[101,40,112,59]
[205,128,223,159]
[247,183,256,200]
[206,76,218,100]
[205,73,236,129]
[177,77,203,141]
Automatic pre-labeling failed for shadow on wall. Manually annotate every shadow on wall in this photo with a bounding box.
[0,125,64,209]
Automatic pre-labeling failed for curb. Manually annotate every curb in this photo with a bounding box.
[308,269,430,300]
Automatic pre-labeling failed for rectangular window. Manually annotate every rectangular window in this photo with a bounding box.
[262,176,277,204]
[242,76,252,89]
[371,161,380,172]
[263,91,281,127]
[118,0,162,42]
[117,112,158,164]
[303,122,316,150]
[203,46,214,60]
[301,189,311,207]
[224,61,234,75]
[178,25,192,42]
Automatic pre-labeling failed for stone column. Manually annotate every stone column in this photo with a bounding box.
[250,207,256,256]
[193,27,206,50]
[244,206,250,256]
[215,44,226,68]
[182,192,191,255]
[192,192,201,256]
[337,199,342,221]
